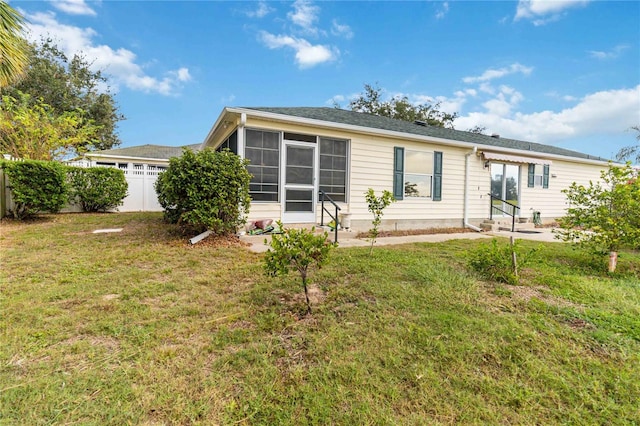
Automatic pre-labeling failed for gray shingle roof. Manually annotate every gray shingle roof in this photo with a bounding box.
[242,107,609,162]
[89,143,201,160]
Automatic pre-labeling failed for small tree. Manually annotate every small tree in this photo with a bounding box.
[154,148,251,235]
[555,163,640,272]
[2,160,68,219]
[365,188,395,254]
[67,167,128,212]
[264,222,335,315]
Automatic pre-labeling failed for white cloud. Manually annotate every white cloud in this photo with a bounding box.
[435,2,449,19]
[259,31,337,68]
[463,63,533,84]
[24,11,191,96]
[245,1,273,19]
[48,0,97,16]
[456,85,640,144]
[331,20,353,39]
[515,0,590,25]
[288,0,320,34]
[588,44,630,60]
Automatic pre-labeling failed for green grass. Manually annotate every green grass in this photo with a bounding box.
[1,212,639,425]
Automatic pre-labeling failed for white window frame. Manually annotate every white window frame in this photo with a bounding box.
[404,150,433,198]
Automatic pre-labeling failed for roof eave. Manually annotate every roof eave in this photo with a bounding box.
[226,107,612,167]
[85,153,171,163]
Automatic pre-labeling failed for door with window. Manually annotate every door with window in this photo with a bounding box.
[282,141,317,223]
[490,163,520,217]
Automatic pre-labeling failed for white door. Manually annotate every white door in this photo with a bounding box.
[281,141,316,223]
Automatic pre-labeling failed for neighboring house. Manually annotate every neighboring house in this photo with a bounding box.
[81,143,200,212]
[201,107,610,232]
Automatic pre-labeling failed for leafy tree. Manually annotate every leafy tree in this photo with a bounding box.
[340,83,458,129]
[0,1,29,87]
[365,188,395,254]
[555,163,640,272]
[264,222,335,315]
[616,125,640,164]
[4,39,123,151]
[0,92,101,160]
[67,167,128,212]
[155,148,252,236]
[1,159,68,219]
[467,125,487,134]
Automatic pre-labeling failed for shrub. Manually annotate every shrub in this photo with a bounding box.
[67,167,128,212]
[468,238,538,285]
[264,222,335,314]
[555,163,640,272]
[2,159,68,219]
[155,148,251,235]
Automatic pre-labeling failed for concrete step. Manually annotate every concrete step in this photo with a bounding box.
[481,218,534,232]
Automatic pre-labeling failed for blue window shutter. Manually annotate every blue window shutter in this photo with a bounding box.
[528,164,535,188]
[433,151,443,201]
[543,164,550,188]
[393,147,404,200]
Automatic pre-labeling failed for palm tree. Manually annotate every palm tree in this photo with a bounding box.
[0,1,30,88]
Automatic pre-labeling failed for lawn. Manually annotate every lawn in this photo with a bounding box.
[1,212,639,425]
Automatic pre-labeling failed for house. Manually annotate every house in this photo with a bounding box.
[80,143,200,212]
[201,107,610,232]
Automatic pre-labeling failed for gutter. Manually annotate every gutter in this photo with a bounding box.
[464,146,482,232]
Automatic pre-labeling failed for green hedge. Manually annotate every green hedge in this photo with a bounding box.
[1,160,68,219]
[67,167,128,212]
[155,148,251,235]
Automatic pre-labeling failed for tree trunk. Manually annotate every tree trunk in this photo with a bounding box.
[608,251,618,273]
[302,274,312,315]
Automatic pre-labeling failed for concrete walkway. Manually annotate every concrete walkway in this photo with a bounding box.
[241,227,561,253]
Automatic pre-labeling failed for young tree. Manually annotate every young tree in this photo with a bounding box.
[0,92,101,160]
[264,222,335,315]
[555,163,640,272]
[4,39,123,151]
[365,188,395,255]
[340,83,458,129]
[155,148,252,236]
[616,125,640,164]
[0,1,30,87]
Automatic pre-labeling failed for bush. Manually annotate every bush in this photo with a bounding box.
[155,148,251,235]
[67,167,128,212]
[468,238,538,285]
[2,160,68,219]
[264,222,335,314]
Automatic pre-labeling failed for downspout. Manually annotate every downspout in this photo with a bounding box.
[464,146,482,232]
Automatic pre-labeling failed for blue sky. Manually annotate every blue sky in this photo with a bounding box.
[12,0,640,161]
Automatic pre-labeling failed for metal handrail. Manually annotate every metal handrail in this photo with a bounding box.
[488,193,520,232]
[319,190,341,243]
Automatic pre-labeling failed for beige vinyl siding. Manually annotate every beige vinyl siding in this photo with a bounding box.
[467,157,492,220]
[247,203,282,223]
[519,159,603,221]
[348,137,472,227]
[209,112,609,230]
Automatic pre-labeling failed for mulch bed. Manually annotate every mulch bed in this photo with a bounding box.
[355,227,475,239]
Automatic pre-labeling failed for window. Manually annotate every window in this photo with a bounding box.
[245,129,280,202]
[528,163,550,189]
[404,150,433,197]
[319,138,348,202]
[217,130,238,154]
